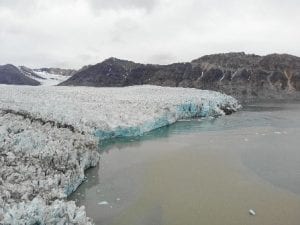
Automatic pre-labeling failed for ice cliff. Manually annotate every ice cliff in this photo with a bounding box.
[0,85,240,224]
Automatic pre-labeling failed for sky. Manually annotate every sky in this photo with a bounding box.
[0,0,299,69]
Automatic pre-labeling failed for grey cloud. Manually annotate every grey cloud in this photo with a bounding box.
[148,54,178,65]
[0,0,25,7]
[87,0,157,12]
[110,18,141,43]
[0,0,299,68]
[0,0,38,12]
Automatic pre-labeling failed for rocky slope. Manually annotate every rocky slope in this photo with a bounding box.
[0,64,76,86]
[59,53,300,101]
[0,64,40,86]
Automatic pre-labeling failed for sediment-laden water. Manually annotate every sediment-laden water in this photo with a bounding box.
[69,102,300,225]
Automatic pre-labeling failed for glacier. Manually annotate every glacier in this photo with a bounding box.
[0,85,240,224]
[22,69,71,86]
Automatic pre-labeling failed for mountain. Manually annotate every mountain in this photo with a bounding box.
[59,57,142,87]
[59,53,300,101]
[19,66,45,80]
[32,68,76,86]
[33,68,76,76]
[0,64,40,86]
[0,64,76,86]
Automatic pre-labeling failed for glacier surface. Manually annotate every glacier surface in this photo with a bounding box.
[0,85,240,224]
[22,69,71,86]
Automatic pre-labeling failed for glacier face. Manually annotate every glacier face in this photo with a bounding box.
[0,111,98,225]
[0,85,240,224]
[0,85,240,138]
[2,197,93,225]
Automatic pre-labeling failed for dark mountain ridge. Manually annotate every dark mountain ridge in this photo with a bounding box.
[0,65,76,86]
[59,52,300,101]
[0,64,40,86]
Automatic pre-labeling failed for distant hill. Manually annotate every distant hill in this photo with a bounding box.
[0,65,76,86]
[59,53,300,100]
[0,64,40,86]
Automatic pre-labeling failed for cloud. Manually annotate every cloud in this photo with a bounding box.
[148,53,178,65]
[0,0,299,68]
[87,0,157,12]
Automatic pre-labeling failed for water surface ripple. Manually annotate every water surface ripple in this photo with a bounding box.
[69,102,300,225]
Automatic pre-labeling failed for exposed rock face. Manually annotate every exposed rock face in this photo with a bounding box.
[34,68,76,76]
[60,58,142,87]
[0,64,40,86]
[191,53,300,101]
[59,53,300,101]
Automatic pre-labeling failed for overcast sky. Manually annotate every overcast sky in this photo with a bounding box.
[0,0,299,69]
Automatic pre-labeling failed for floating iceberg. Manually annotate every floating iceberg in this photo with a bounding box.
[0,85,240,224]
[98,201,109,205]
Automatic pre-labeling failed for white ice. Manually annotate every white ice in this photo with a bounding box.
[98,201,109,205]
[0,85,240,139]
[31,71,70,86]
[0,85,240,224]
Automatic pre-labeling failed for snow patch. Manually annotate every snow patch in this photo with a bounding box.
[32,71,70,86]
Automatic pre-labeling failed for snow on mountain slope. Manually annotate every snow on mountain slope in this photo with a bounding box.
[32,70,71,86]
[0,85,240,224]
[17,66,72,86]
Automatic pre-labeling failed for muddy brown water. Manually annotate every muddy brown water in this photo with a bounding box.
[69,102,300,225]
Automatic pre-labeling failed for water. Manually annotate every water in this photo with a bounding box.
[69,102,300,225]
